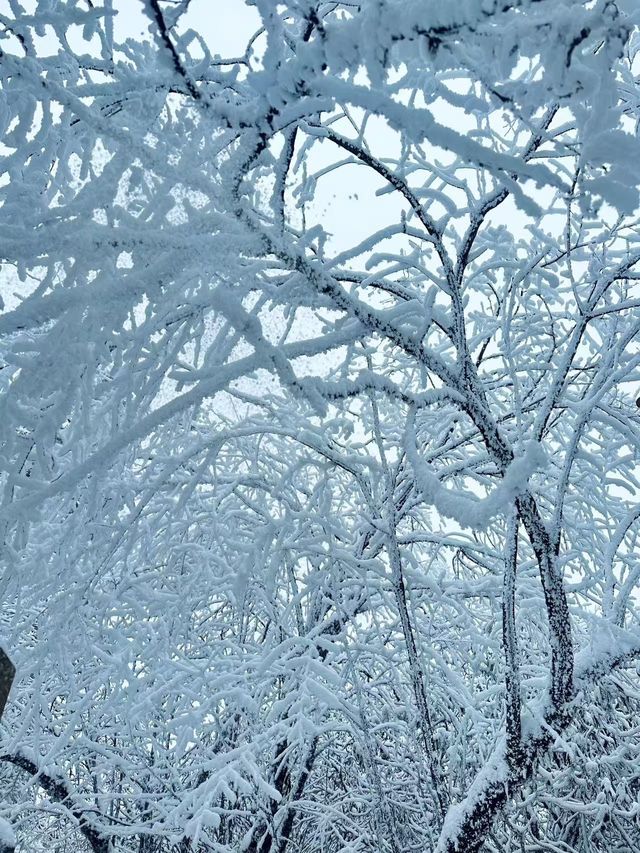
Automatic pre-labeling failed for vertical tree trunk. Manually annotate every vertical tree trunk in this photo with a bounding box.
[0,649,15,853]
[386,526,448,825]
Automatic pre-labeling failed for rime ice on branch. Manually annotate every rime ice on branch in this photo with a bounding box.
[1,1,640,852]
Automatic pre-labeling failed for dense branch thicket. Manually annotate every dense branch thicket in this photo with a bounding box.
[2,1,640,851]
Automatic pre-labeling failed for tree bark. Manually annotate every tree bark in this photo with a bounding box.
[0,752,112,853]
[0,649,15,723]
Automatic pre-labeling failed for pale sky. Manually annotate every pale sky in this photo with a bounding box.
[113,0,261,58]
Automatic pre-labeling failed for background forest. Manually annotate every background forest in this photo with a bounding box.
[2,1,640,851]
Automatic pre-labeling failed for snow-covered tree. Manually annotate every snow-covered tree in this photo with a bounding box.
[2,1,640,851]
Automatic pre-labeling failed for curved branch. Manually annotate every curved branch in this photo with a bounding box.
[436,626,640,853]
[323,127,456,285]
[0,751,112,853]
[502,510,521,766]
